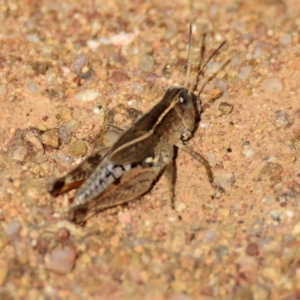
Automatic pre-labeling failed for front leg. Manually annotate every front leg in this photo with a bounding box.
[175,140,214,185]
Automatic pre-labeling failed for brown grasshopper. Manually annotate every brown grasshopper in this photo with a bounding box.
[48,28,225,224]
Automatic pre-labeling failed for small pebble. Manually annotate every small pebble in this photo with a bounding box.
[12,178,21,188]
[274,110,295,129]
[110,71,130,83]
[139,54,155,72]
[93,106,101,114]
[260,162,283,178]
[45,68,58,85]
[87,39,101,50]
[244,148,254,159]
[214,245,229,257]
[31,61,50,75]
[45,248,76,274]
[140,72,159,84]
[176,202,187,212]
[261,76,283,92]
[246,242,259,256]
[71,54,88,74]
[110,32,135,46]
[132,82,144,94]
[203,229,217,242]
[218,102,233,115]
[71,54,93,79]
[238,66,253,81]
[58,126,72,144]
[42,129,60,149]
[279,33,291,45]
[208,88,223,101]
[219,222,236,238]
[67,140,87,156]
[4,220,21,238]
[74,89,101,102]
[31,165,41,175]
[268,210,281,222]
[237,255,258,282]
[27,82,39,93]
[214,78,228,91]
[11,146,27,161]
[254,46,262,58]
[65,119,80,133]
[56,228,70,241]
[247,218,264,236]
[25,132,44,150]
[242,143,254,159]
[26,33,40,43]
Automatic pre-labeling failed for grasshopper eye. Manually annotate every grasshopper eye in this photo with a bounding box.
[178,91,189,105]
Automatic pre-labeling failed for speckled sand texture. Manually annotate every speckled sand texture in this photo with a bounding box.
[0,0,300,299]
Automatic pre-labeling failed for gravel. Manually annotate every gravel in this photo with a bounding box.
[0,0,299,299]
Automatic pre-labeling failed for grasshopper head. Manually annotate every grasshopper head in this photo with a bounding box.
[173,87,197,140]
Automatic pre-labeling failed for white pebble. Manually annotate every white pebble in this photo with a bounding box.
[61,66,71,74]
[207,153,217,167]
[203,230,217,242]
[285,210,294,218]
[45,68,58,85]
[74,89,101,102]
[176,202,187,212]
[199,122,210,129]
[93,106,101,114]
[238,66,253,81]
[244,149,254,159]
[261,77,283,92]
[87,39,101,50]
[45,248,76,274]
[279,34,291,45]
[26,33,40,43]
[27,81,39,93]
[254,47,262,58]
[132,83,144,94]
[110,32,135,46]
[242,144,254,159]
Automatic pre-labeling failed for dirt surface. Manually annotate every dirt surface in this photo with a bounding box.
[0,0,300,299]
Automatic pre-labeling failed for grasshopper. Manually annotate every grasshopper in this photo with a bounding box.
[48,27,225,224]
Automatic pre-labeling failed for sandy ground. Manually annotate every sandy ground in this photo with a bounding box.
[0,0,300,299]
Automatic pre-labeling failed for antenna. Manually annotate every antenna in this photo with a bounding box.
[184,23,193,88]
[188,38,226,95]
